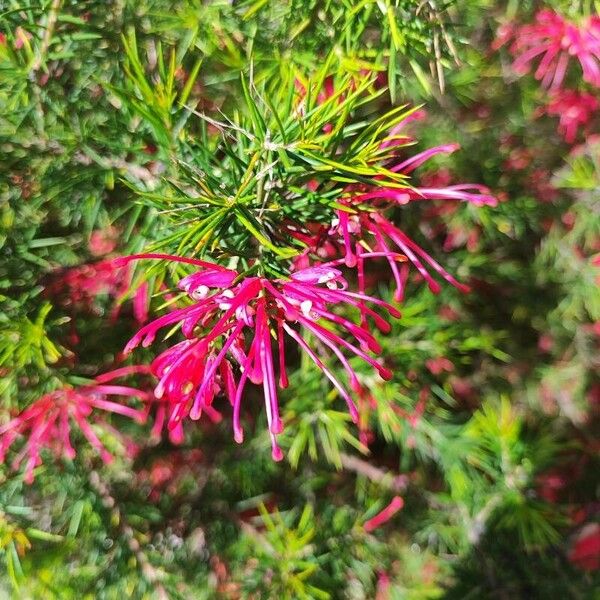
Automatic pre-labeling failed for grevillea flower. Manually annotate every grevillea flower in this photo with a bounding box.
[45,260,129,306]
[505,10,600,89]
[492,21,516,52]
[0,366,149,483]
[88,227,119,256]
[44,258,150,325]
[545,89,599,143]
[425,357,454,376]
[569,523,600,571]
[328,121,496,300]
[119,254,400,461]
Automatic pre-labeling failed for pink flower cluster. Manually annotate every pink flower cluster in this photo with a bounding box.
[2,103,496,470]
[44,258,150,326]
[0,367,149,483]
[502,10,600,89]
[321,113,496,299]
[120,254,400,460]
[497,10,600,144]
[112,111,494,461]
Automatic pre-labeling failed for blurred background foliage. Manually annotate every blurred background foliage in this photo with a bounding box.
[0,0,598,598]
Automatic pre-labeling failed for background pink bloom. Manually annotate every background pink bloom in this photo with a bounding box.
[507,10,600,89]
[545,89,599,143]
[88,227,119,256]
[568,523,600,571]
[44,258,150,325]
[0,369,149,482]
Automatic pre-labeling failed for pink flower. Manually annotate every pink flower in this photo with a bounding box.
[45,260,129,306]
[136,449,204,502]
[330,199,489,301]
[364,496,404,532]
[528,169,559,203]
[88,227,119,256]
[545,89,599,143]
[375,571,391,600]
[324,116,496,300]
[568,523,600,571]
[425,356,454,375]
[507,10,600,89]
[44,258,150,325]
[120,254,400,461]
[492,21,516,51]
[0,367,149,483]
[503,148,533,172]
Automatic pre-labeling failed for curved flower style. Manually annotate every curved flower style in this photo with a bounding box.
[148,400,186,445]
[364,496,405,532]
[328,126,496,300]
[0,367,149,483]
[506,10,600,89]
[545,89,599,143]
[120,254,400,460]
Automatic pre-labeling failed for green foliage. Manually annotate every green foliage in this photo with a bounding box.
[280,367,367,469]
[0,300,66,399]
[118,54,420,267]
[0,0,598,598]
[235,504,329,599]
